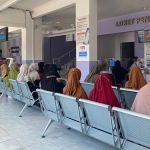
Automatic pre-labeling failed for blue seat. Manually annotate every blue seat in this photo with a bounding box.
[9,79,21,101]
[120,88,138,109]
[0,77,6,98]
[55,93,83,132]
[17,81,39,117]
[112,86,123,107]
[36,89,59,138]
[79,99,119,148]
[113,107,150,150]
[80,82,94,96]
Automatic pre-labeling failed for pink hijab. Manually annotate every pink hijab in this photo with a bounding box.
[131,83,150,116]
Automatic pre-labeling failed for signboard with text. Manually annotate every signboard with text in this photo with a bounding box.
[0,27,8,42]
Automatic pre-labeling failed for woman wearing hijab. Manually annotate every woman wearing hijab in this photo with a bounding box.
[17,64,38,100]
[125,66,146,90]
[131,83,150,115]
[3,65,19,89]
[64,62,74,79]
[84,64,102,83]
[38,62,45,78]
[112,60,128,84]
[10,62,19,69]
[42,71,64,93]
[0,64,9,78]
[28,63,40,87]
[49,64,60,78]
[63,68,88,99]
[17,64,30,82]
[89,73,121,108]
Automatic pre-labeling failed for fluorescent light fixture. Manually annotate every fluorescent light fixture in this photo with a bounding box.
[56,22,60,24]
[0,0,22,11]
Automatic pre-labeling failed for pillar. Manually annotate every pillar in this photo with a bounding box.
[22,11,42,65]
[76,0,97,81]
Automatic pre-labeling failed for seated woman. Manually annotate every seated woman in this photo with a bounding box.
[64,62,74,79]
[0,64,9,78]
[17,64,38,100]
[125,66,146,90]
[3,62,19,89]
[89,73,121,108]
[49,64,61,78]
[131,83,150,115]
[28,63,40,87]
[84,64,102,83]
[112,60,128,84]
[38,62,45,78]
[42,71,64,93]
[63,68,88,99]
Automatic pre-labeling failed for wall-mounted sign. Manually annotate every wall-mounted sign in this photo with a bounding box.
[79,51,87,57]
[145,43,150,68]
[0,27,8,42]
[116,16,150,27]
[66,34,73,42]
[76,16,89,45]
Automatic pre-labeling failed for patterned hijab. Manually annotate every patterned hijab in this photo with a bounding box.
[89,73,121,108]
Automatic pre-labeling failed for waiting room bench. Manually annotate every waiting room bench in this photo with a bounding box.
[113,107,150,150]
[37,89,119,148]
[0,79,39,117]
[37,89,150,150]
[119,88,138,109]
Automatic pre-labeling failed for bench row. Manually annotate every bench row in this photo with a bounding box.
[0,78,149,150]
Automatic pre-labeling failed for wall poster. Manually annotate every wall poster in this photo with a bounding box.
[145,43,150,67]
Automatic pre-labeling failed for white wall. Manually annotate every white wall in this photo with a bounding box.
[98,32,134,60]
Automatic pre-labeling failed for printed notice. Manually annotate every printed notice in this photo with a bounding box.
[76,16,89,45]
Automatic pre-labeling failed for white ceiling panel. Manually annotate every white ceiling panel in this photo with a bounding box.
[0,0,9,6]
[98,0,150,20]
[12,0,53,10]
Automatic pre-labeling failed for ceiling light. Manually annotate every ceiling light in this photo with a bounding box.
[143,7,147,10]
[56,22,60,24]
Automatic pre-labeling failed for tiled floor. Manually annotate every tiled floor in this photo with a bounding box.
[0,96,119,150]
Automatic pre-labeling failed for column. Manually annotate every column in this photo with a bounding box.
[76,0,97,81]
[22,11,42,65]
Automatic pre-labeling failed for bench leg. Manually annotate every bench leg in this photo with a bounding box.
[0,93,5,99]
[19,104,28,117]
[41,119,54,138]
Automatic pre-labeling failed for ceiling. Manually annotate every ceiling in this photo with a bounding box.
[12,0,53,10]
[1,0,150,35]
[41,0,150,34]
[42,6,76,31]
[98,0,150,20]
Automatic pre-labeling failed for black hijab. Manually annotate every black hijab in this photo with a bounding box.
[41,64,60,89]
[38,62,45,74]
[42,71,62,93]
[43,64,50,74]
[49,64,61,78]
[112,60,128,84]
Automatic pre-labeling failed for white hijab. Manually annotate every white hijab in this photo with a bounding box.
[17,64,30,82]
[28,63,40,82]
